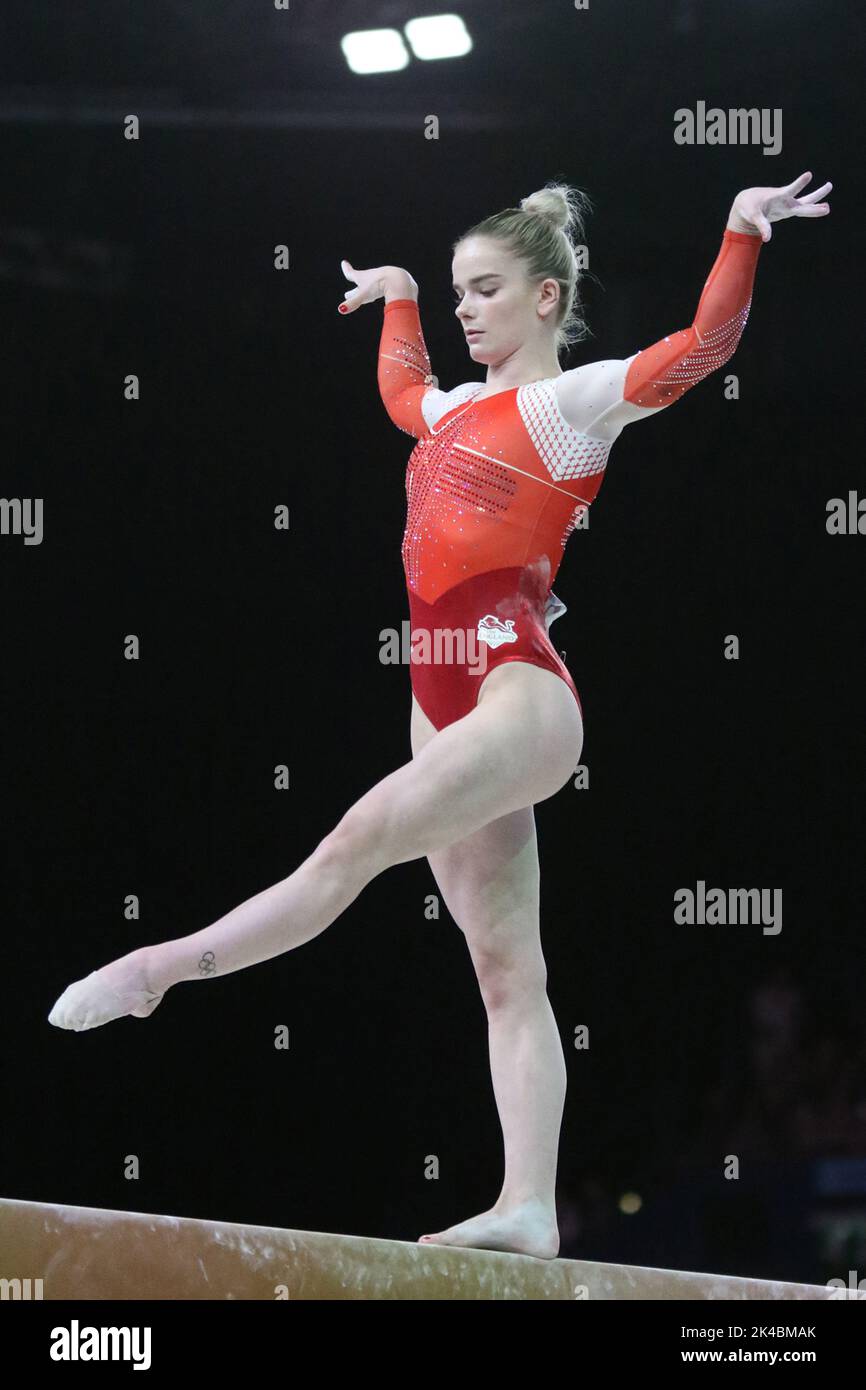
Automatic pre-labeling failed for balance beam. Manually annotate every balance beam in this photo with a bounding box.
[0,1197,850,1300]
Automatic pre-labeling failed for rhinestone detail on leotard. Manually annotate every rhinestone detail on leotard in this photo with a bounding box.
[646,300,753,392]
[402,404,518,589]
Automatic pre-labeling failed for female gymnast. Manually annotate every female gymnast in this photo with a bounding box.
[49,171,831,1259]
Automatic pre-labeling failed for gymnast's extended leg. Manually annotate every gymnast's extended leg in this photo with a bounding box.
[48,663,582,1032]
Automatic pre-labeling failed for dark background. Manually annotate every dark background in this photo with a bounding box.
[2,0,863,1286]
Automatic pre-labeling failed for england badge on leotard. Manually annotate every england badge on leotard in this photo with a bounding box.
[477,615,518,648]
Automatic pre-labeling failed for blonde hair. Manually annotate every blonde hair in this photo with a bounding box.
[453,182,596,358]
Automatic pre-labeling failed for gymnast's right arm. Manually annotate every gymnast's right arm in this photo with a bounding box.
[338,259,437,439]
[376,294,439,439]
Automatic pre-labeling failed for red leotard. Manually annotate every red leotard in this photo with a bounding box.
[377,228,762,731]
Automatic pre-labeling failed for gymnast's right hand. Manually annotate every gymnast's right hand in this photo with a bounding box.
[338,261,418,313]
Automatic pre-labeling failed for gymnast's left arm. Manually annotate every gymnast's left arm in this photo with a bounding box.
[556,171,832,436]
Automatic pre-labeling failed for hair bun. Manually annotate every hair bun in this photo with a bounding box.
[519,183,593,239]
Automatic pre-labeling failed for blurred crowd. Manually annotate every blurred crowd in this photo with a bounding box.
[557,964,866,1265]
[685,963,866,1162]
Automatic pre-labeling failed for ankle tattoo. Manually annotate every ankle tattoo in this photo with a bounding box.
[198,950,217,978]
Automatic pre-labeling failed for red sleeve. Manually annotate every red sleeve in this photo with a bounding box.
[377,298,436,438]
[623,229,763,409]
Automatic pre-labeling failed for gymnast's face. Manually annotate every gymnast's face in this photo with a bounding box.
[452,236,559,365]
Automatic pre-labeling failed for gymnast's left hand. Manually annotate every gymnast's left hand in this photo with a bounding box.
[727,171,832,242]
